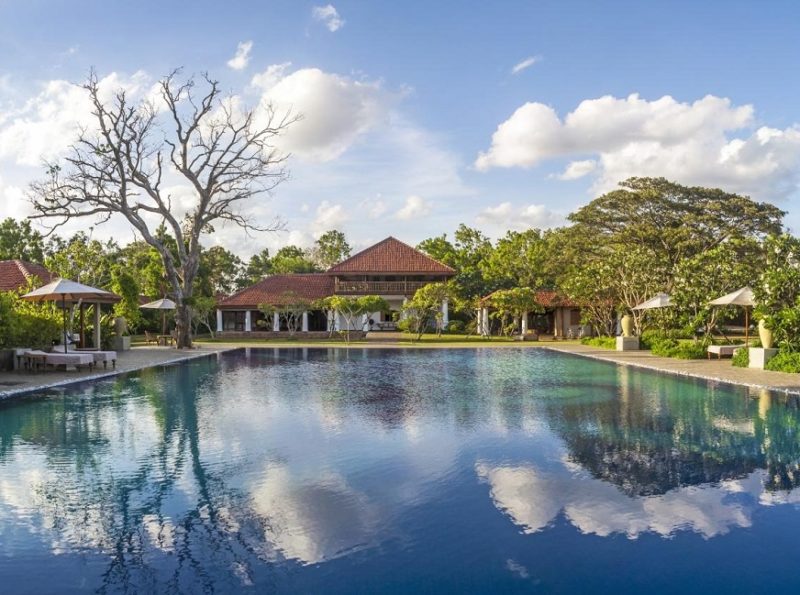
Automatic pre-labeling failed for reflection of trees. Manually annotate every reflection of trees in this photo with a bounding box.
[547,366,800,496]
[0,358,279,594]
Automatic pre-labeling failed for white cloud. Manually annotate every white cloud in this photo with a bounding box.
[511,56,540,75]
[477,462,756,539]
[477,202,563,230]
[363,197,388,219]
[0,71,150,166]
[227,40,253,71]
[557,159,597,180]
[475,93,800,200]
[312,4,345,32]
[252,66,390,162]
[311,200,349,235]
[395,195,431,220]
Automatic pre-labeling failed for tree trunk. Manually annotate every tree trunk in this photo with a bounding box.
[175,302,193,348]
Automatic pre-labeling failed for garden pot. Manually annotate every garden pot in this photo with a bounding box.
[621,315,633,338]
[758,319,773,349]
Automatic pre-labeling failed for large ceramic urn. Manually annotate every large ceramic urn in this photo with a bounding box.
[621,314,633,338]
[758,319,774,349]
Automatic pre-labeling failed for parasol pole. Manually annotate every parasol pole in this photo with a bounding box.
[62,295,68,353]
[745,306,749,346]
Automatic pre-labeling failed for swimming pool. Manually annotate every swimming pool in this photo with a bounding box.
[1,347,799,593]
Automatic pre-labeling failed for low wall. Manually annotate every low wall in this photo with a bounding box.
[218,331,367,340]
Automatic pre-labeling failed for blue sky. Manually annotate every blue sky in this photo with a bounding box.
[1,1,799,255]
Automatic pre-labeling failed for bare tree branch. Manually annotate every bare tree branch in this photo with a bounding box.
[29,70,296,347]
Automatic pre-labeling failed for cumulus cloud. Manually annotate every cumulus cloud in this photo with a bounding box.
[312,4,345,32]
[557,159,597,180]
[475,93,800,200]
[477,202,563,230]
[0,71,150,166]
[227,40,253,71]
[311,200,349,235]
[511,56,540,75]
[395,195,431,220]
[476,462,758,539]
[252,65,390,161]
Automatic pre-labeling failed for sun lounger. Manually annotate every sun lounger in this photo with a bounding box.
[707,344,746,359]
[25,350,95,371]
[67,347,117,369]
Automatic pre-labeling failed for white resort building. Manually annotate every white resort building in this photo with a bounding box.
[215,237,455,337]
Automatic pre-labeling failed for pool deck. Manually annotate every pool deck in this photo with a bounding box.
[2,340,800,399]
[0,345,234,400]
[547,343,800,395]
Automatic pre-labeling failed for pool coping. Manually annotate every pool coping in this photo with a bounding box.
[0,347,236,401]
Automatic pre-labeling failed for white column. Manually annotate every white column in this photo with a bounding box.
[273,312,280,331]
[216,309,223,333]
[521,311,528,336]
[244,310,252,332]
[441,299,449,327]
[94,302,101,348]
[302,311,309,332]
[361,313,369,331]
[327,310,335,332]
[481,307,490,337]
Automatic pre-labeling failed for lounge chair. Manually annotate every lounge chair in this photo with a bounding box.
[144,331,159,345]
[67,346,117,369]
[25,350,95,371]
[707,344,746,359]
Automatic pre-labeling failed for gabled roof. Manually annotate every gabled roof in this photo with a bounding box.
[0,260,56,292]
[218,274,334,309]
[327,237,455,275]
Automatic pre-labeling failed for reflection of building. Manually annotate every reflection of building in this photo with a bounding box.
[216,237,454,335]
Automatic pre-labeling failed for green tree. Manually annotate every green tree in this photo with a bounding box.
[418,224,493,299]
[271,246,319,274]
[317,295,388,343]
[197,246,244,296]
[484,229,554,289]
[401,282,451,340]
[258,291,314,336]
[243,248,273,286]
[310,230,352,270]
[44,232,118,288]
[111,267,142,332]
[487,287,544,337]
[0,218,47,263]
[671,239,762,339]
[568,177,783,274]
[754,234,800,351]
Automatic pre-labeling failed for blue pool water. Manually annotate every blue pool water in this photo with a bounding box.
[1,347,800,593]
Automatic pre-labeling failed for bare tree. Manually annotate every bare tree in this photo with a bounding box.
[30,70,296,347]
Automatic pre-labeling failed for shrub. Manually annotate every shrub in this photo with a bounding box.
[581,336,616,349]
[650,337,707,359]
[445,320,465,334]
[765,351,800,373]
[731,348,749,368]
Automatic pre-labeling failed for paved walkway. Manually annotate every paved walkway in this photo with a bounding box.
[547,343,800,395]
[0,345,233,400]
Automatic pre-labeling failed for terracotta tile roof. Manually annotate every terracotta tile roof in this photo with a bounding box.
[481,288,581,308]
[218,274,334,308]
[0,260,56,292]
[327,237,455,275]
